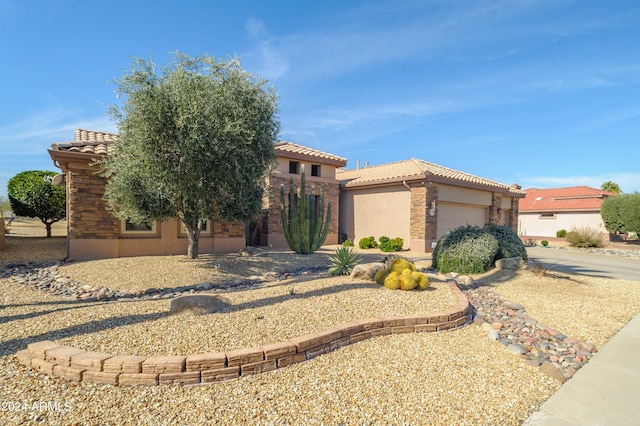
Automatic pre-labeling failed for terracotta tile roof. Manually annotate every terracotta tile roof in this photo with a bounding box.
[337,158,525,195]
[519,186,617,212]
[51,132,347,165]
[50,129,117,156]
[274,141,347,165]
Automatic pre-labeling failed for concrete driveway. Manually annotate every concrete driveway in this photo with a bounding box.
[526,247,640,281]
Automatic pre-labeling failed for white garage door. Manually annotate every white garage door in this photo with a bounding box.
[437,203,488,238]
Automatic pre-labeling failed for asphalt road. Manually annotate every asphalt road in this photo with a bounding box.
[526,247,640,281]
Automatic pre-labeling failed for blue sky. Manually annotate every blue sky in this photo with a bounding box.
[1,0,639,199]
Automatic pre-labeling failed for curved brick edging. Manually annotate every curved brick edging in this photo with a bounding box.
[15,280,471,387]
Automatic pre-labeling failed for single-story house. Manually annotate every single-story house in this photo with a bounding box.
[49,129,523,259]
[518,186,616,238]
[48,129,346,260]
[337,159,526,252]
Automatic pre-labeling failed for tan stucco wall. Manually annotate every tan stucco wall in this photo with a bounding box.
[438,184,493,205]
[68,218,245,260]
[518,211,608,238]
[273,158,338,179]
[339,185,411,245]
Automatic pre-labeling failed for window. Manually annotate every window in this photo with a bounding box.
[180,220,210,234]
[289,161,300,174]
[539,213,556,219]
[311,164,321,177]
[121,220,156,234]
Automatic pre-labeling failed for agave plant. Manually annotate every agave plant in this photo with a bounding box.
[328,246,361,275]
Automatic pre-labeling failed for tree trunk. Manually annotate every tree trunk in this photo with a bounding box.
[45,222,52,238]
[181,218,203,259]
[187,233,199,259]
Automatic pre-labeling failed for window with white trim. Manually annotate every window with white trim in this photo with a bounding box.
[121,220,156,233]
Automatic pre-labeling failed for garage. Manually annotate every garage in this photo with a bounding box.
[436,203,488,238]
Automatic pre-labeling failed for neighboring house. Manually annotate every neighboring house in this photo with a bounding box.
[518,186,616,238]
[48,130,346,260]
[337,159,526,252]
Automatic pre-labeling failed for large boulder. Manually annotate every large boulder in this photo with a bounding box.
[350,262,386,281]
[169,294,231,316]
[495,257,524,270]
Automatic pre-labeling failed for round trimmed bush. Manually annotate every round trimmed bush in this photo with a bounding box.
[432,225,499,274]
[483,223,527,261]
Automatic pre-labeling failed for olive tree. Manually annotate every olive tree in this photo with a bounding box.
[101,53,279,258]
[7,170,66,237]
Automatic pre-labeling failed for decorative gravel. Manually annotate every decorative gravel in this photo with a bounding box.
[0,275,559,425]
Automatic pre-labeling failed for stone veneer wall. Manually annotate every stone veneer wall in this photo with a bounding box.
[263,175,340,245]
[509,197,519,232]
[211,222,245,238]
[67,168,119,240]
[489,193,503,225]
[409,184,438,251]
[17,280,470,387]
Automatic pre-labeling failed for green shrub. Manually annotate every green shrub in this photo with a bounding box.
[566,226,603,248]
[358,236,378,249]
[432,225,499,274]
[601,193,640,234]
[483,223,527,261]
[328,246,361,275]
[540,240,549,247]
[379,236,403,252]
[342,239,354,247]
[556,229,567,238]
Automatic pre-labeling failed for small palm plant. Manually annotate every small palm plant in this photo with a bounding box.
[328,246,361,276]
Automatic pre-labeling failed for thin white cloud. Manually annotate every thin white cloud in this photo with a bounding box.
[0,107,116,154]
[244,18,290,80]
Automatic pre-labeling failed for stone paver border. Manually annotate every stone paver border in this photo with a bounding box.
[16,280,471,387]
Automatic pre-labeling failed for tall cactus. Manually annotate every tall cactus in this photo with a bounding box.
[280,165,331,254]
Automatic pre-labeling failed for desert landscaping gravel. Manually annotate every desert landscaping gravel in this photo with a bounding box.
[2,221,640,425]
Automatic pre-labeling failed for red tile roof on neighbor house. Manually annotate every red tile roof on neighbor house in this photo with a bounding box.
[337,158,526,195]
[519,186,617,212]
[50,130,347,166]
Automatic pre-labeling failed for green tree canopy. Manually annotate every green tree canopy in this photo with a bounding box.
[601,181,622,194]
[7,170,66,237]
[101,53,280,258]
[601,192,640,234]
